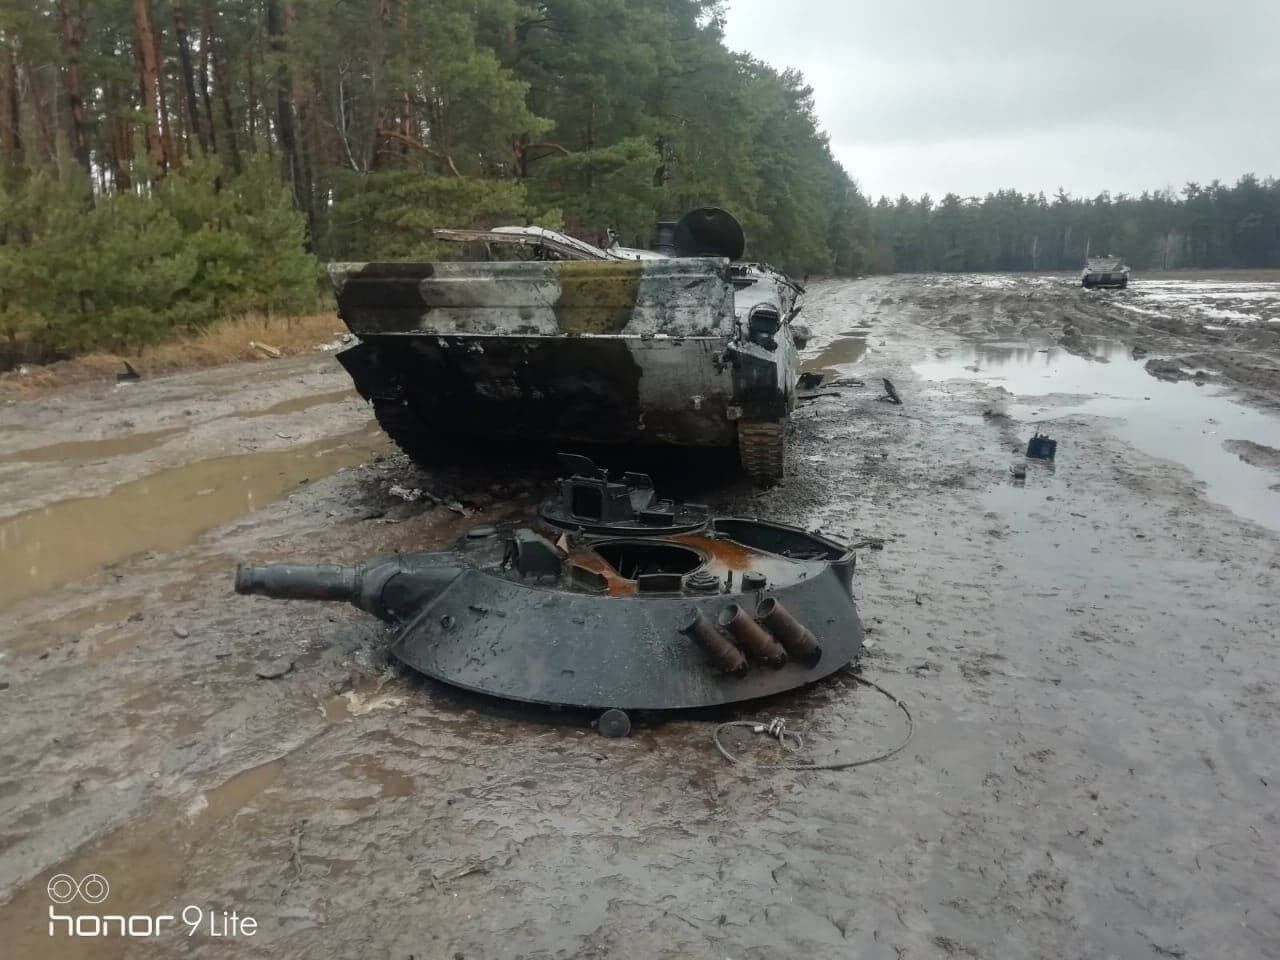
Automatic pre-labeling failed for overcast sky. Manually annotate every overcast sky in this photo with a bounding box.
[721,0,1280,201]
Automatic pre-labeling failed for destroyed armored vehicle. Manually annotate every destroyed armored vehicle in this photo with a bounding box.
[329,208,805,482]
[235,457,863,724]
[1082,255,1130,289]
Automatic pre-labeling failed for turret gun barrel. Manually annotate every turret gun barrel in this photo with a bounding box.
[234,555,463,623]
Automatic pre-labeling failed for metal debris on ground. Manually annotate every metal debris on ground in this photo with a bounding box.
[116,361,141,383]
[1026,432,1058,461]
[879,378,903,405]
[233,454,865,731]
[711,675,913,770]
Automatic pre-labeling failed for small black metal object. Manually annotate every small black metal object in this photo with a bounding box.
[597,709,632,738]
[541,454,708,535]
[757,597,822,668]
[797,371,825,391]
[507,529,564,578]
[1026,432,1058,461]
[880,378,902,405]
[685,569,721,593]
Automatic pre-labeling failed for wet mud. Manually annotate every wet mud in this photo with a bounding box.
[1,275,1278,959]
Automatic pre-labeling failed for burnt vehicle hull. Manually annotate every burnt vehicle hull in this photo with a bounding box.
[235,462,863,713]
[330,217,803,481]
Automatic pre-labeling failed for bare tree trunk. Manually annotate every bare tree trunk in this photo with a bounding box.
[206,4,240,171]
[246,47,257,148]
[59,0,92,176]
[28,60,58,164]
[197,2,218,154]
[133,0,167,168]
[171,0,208,153]
[0,46,20,175]
[265,0,304,214]
[154,26,176,165]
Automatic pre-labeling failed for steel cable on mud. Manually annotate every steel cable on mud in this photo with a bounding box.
[712,675,913,771]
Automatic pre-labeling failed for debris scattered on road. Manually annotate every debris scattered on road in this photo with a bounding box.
[1011,463,1027,480]
[172,624,190,639]
[1027,432,1058,461]
[879,377,903,405]
[116,361,141,383]
[388,484,423,503]
[255,657,295,679]
[316,333,355,352]
[249,340,282,359]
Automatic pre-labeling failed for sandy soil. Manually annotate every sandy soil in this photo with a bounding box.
[1,274,1278,959]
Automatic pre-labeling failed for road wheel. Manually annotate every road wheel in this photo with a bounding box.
[737,419,786,484]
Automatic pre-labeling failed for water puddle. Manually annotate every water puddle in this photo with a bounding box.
[2,597,143,655]
[915,341,1280,532]
[189,759,284,824]
[0,426,386,608]
[0,759,284,959]
[0,427,186,465]
[344,758,416,798]
[238,388,357,419]
[802,330,869,378]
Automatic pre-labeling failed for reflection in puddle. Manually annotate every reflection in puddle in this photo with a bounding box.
[802,332,869,378]
[238,387,357,419]
[0,426,387,608]
[916,342,1280,531]
[0,427,186,464]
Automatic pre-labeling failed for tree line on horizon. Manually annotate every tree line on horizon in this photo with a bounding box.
[0,1,1276,368]
[858,175,1280,275]
[0,0,861,365]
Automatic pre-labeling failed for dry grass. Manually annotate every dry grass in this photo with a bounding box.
[0,312,346,400]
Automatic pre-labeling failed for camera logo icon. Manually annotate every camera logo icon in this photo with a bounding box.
[47,874,109,905]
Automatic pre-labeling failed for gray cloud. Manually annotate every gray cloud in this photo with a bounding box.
[722,0,1280,199]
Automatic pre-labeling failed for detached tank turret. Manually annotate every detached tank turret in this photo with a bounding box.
[1082,255,1130,289]
[328,208,805,483]
[234,457,863,721]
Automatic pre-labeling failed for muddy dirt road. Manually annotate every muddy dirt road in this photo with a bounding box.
[1,274,1278,959]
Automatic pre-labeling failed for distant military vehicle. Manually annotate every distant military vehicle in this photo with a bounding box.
[328,209,806,482]
[1082,255,1130,289]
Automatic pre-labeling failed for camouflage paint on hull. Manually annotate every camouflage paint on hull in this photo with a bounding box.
[330,257,798,454]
